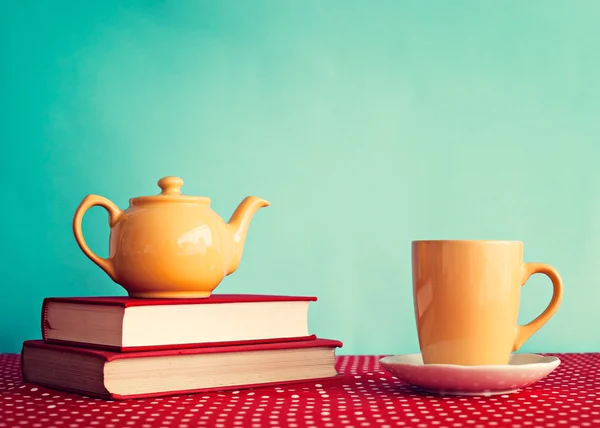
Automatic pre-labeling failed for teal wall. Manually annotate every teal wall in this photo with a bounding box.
[2,1,599,354]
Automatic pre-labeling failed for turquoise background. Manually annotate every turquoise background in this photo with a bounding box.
[1,1,599,354]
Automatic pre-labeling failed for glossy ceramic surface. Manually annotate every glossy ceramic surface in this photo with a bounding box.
[412,240,563,366]
[73,176,269,298]
[380,353,561,396]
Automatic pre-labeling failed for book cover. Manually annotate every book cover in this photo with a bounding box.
[42,294,318,351]
[21,338,343,400]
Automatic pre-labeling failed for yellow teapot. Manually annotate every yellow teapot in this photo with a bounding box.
[72,176,269,298]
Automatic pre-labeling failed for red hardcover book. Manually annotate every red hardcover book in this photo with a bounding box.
[21,338,343,400]
[41,294,317,351]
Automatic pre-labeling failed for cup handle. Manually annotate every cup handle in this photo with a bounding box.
[513,262,564,351]
[72,194,122,282]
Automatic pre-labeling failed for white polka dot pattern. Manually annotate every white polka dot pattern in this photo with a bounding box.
[1,353,600,427]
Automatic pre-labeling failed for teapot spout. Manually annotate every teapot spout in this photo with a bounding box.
[226,196,270,275]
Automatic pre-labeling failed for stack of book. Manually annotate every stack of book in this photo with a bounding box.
[20,294,342,400]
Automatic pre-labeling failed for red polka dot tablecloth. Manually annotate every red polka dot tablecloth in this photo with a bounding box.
[1,353,599,428]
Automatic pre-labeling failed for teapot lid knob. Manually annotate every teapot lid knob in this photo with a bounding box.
[158,176,184,195]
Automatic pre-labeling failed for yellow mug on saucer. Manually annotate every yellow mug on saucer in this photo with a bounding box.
[412,240,563,366]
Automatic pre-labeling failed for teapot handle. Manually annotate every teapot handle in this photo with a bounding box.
[72,194,122,282]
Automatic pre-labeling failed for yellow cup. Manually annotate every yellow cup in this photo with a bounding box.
[412,240,563,365]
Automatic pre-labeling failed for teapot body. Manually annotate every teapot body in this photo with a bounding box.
[109,202,233,297]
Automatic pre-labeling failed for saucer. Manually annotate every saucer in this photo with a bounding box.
[379,353,560,396]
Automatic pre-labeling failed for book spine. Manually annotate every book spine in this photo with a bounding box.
[41,299,49,341]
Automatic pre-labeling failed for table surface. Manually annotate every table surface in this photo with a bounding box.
[1,352,599,428]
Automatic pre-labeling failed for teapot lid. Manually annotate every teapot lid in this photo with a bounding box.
[130,176,210,206]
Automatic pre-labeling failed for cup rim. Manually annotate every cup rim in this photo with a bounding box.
[412,240,523,245]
